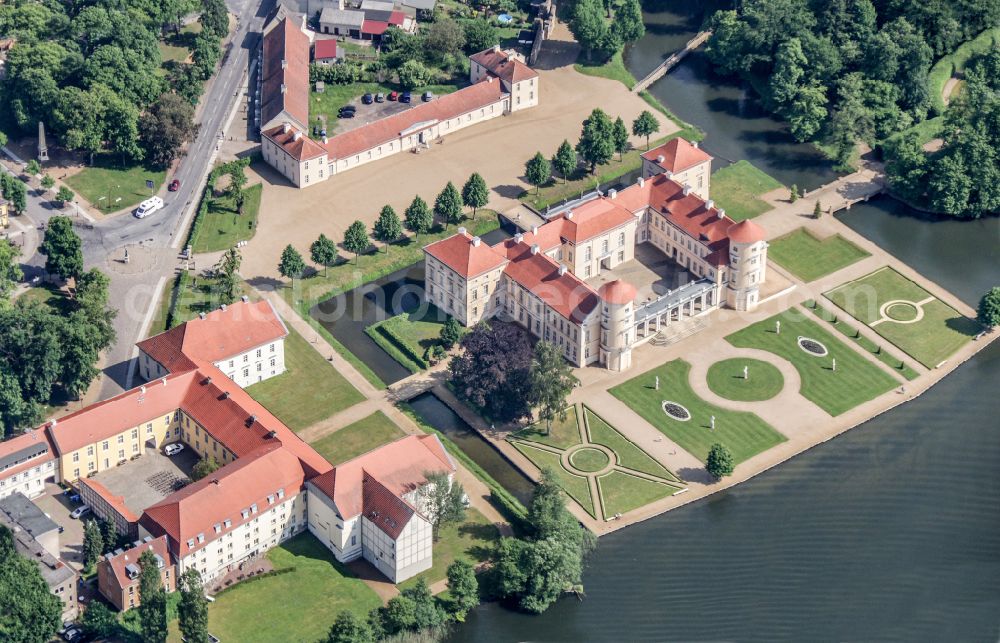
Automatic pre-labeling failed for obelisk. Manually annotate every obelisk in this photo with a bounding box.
[38,121,49,162]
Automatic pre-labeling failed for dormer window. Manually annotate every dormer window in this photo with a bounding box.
[250,503,258,514]
[224,519,231,528]
[197,533,205,544]
[267,494,275,505]
[214,523,222,534]
[277,489,285,499]
[241,509,250,520]
[187,539,195,549]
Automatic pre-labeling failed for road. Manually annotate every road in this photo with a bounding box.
[4,0,272,401]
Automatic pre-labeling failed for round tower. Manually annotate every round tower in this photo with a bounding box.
[726,220,768,311]
[598,280,637,372]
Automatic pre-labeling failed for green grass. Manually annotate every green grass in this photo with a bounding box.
[768,227,871,282]
[207,533,381,643]
[245,325,364,431]
[824,267,980,368]
[583,408,679,482]
[310,81,463,131]
[574,50,635,89]
[64,156,166,213]
[512,408,583,450]
[706,358,784,402]
[569,447,610,472]
[15,285,72,314]
[928,28,1000,114]
[597,471,677,519]
[802,300,921,381]
[308,411,405,465]
[610,360,786,463]
[884,115,946,148]
[726,310,900,415]
[189,184,262,253]
[398,508,499,590]
[364,305,451,373]
[709,160,784,221]
[637,91,705,143]
[512,442,595,517]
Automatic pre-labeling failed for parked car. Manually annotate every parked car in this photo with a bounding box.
[400,91,412,103]
[133,196,164,219]
[62,627,82,642]
[168,179,180,192]
[388,91,399,101]
[362,93,374,104]
[338,110,355,119]
[375,92,385,103]
[422,91,433,102]
[69,506,91,520]
[164,443,185,456]
[338,105,356,116]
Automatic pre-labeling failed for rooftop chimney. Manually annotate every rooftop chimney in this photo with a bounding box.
[493,44,501,52]
[565,209,574,220]
[705,199,714,210]
[682,184,692,196]
[514,232,524,243]
[204,377,212,386]
[657,155,665,163]
[247,414,257,427]
[458,226,467,235]
[692,141,699,148]
[531,224,538,235]
[241,295,249,303]
[322,135,328,144]
[282,123,291,134]
[220,303,227,311]
[199,312,206,319]
[222,391,231,399]
[281,59,288,69]
[665,170,674,180]
[471,236,481,247]
[530,244,540,255]
[161,377,167,386]
[717,208,726,219]
[280,83,287,94]
[637,176,645,188]
[211,479,220,485]
[292,131,301,142]
[608,188,617,199]
[139,386,146,395]
[50,418,57,427]
[557,264,567,276]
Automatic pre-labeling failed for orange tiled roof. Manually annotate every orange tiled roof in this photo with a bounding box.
[554,196,637,245]
[103,535,172,590]
[323,78,506,160]
[262,123,329,162]
[79,478,140,522]
[598,280,637,305]
[261,17,311,129]
[727,219,767,244]
[423,230,508,278]
[470,47,538,84]
[0,428,55,482]
[641,138,712,174]
[501,240,600,324]
[361,473,414,539]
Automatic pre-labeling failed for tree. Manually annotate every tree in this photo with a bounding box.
[40,216,83,281]
[310,234,338,274]
[790,184,798,202]
[418,471,466,538]
[138,549,168,643]
[397,59,432,90]
[450,321,534,423]
[1,176,26,214]
[343,220,370,264]
[139,93,195,168]
[706,443,735,478]
[227,159,249,214]
[40,174,55,191]
[25,159,41,176]
[439,317,463,350]
[611,116,629,161]
[191,457,220,481]
[55,185,74,205]
[576,109,615,172]
[813,201,822,219]
[461,173,489,219]
[82,602,119,640]
[434,181,464,229]
[200,0,229,37]
[552,140,578,183]
[524,152,551,193]
[404,195,433,238]
[325,610,374,643]
[423,18,466,62]
[216,247,241,305]
[100,519,118,554]
[0,525,61,642]
[178,568,209,643]
[611,0,644,44]
[528,341,579,434]
[977,287,1000,328]
[278,244,306,279]
[464,19,499,54]
[446,559,479,619]
[569,0,609,61]
[82,519,103,570]
[372,205,402,252]
[0,240,23,302]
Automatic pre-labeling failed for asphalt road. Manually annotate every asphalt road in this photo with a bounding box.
[7,0,273,401]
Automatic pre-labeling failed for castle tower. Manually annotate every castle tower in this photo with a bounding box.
[725,220,768,312]
[598,280,637,372]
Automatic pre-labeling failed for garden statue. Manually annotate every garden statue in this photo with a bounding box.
[744,365,749,380]
[776,320,781,334]
[655,375,659,390]
[710,415,716,431]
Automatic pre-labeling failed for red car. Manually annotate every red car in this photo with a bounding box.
[388,91,399,101]
[168,179,181,191]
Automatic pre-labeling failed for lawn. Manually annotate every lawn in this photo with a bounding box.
[64,155,166,213]
[398,508,499,590]
[309,411,405,465]
[768,228,871,282]
[824,267,980,368]
[803,299,921,381]
[157,22,203,65]
[511,442,595,517]
[610,360,786,463]
[245,324,364,431]
[597,470,677,518]
[709,160,784,221]
[15,285,72,314]
[512,407,583,450]
[706,358,784,402]
[927,27,1000,114]
[726,310,900,415]
[584,407,679,482]
[207,533,381,643]
[364,304,452,373]
[149,271,227,335]
[574,50,635,89]
[310,81,463,132]
[189,183,262,253]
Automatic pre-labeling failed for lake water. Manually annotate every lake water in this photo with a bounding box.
[447,3,1000,641]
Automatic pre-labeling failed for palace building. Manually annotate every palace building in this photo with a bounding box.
[423,139,769,371]
[258,13,539,188]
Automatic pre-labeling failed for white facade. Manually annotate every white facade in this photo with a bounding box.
[261,130,328,188]
[361,511,432,583]
[0,457,56,500]
[215,340,287,387]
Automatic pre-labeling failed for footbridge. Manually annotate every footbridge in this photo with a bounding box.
[633,30,712,93]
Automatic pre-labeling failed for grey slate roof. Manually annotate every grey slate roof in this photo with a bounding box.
[0,492,59,540]
[320,7,366,27]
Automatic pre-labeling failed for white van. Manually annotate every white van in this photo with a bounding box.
[134,196,164,218]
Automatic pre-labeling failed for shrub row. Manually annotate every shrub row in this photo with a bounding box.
[210,566,296,598]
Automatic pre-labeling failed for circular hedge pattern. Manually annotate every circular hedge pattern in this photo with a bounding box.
[569,447,611,473]
[706,358,785,402]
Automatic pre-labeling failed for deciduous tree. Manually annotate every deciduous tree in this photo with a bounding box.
[139,93,195,168]
[310,233,338,274]
[439,317,463,349]
[178,568,209,643]
[631,111,659,151]
[446,559,479,619]
[138,549,168,643]
[461,173,489,219]
[0,525,61,643]
[434,181,463,229]
[81,601,119,640]
[528,341,579,435]
[463,19,499,53]
[569,0,608,62]
[404,195,433,238]
[83,519,103,570]
[372,205,402,252]
[706,442,735,478]
[216,247,241,304]
[576,109,614,172]
[976,287,1000,328]
[325,610,374,643]
[0,240,23,302]
[611,0,644,44]
[40,216,83,280]
[278,244,306,279]
[191,457,220,481]
[552,140,577,183]
[450,321,533,422]
[612,116,629,160]
[525,152,551,193]
[343,220,370,264]
[417,471,466,539]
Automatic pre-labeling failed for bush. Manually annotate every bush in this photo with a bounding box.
[398,59,433,89]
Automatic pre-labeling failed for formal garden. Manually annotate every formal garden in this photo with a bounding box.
[611,360,786,466]
[725,309,900,416]
[309,411,405,465]
[706,358,784,402]
[768,227,871,282]
[709,160,784,222]
[510,405,685,520]
[824,267,981,368]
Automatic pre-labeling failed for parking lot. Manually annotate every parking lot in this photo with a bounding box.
[312,85,444,136]
[33,483,87,569]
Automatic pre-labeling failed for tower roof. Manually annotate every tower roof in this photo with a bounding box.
[727,219,767,244]
[641,138,712,174]
[598,280,637,305]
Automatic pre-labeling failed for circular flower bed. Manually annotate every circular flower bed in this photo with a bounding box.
[885,302,919,322]
[797,336,828,356]
[661,401,691,421]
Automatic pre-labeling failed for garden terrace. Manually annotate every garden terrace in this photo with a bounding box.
[768,228,871,283]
